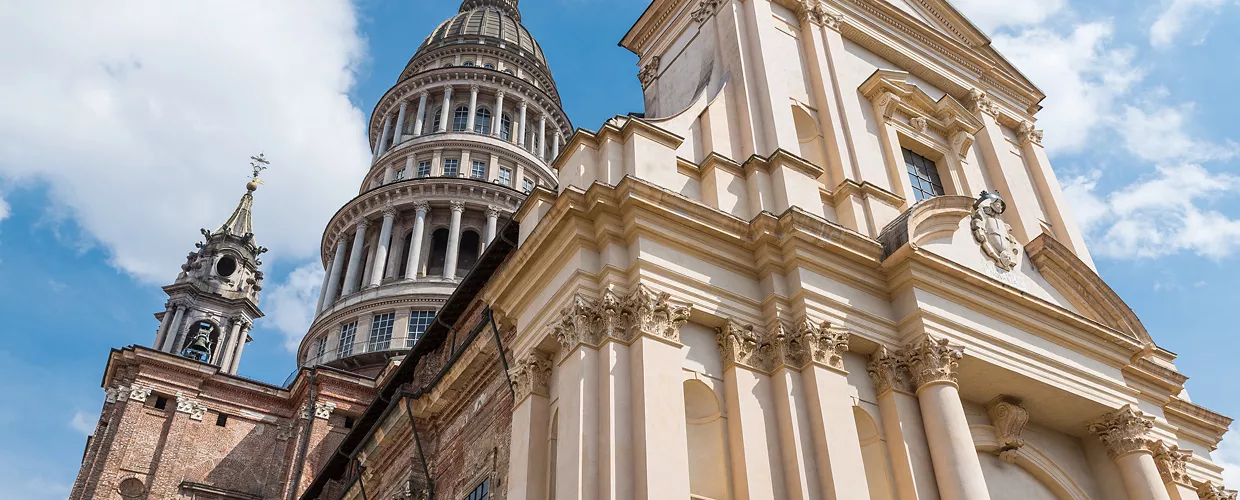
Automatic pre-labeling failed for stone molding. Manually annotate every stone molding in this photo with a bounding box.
[1087,405,1156,459]
[986,396,1029,463]
[509,351,552,403]
[1017,121,1044,146]
[300,401,337,420]
[717,318,850,373]
[553,284,691,354]
[965,88,1000,117]
[795,0,844,30]
[175,391,208,421]
[637,56,661,90]
[1152,440,1193,486]
[129,384,152,403]
[1199,482,1239,500]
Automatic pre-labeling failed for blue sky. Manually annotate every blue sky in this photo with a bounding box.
[1,0,1238,497]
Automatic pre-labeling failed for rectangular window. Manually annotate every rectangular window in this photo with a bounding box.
[471,160,487,179]
[216,413,228,427]
[315,335,327,363]
[394,167,406,180]
[368,312,395,352]
[464,480,488,500]
[407,310,435,346]
[903,148,944,202]
[522,178,535,193]
[498,167,512,186]
[443,159,459,177]
[337,321,357,358]
[154,396,168,410]
[417,160,431,178]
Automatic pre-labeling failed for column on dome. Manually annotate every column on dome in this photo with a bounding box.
[405,201,429,280]
[1089,406,1174,500]
[484,206,499,247]
[466,84,480,133]
[443,201,465,280]
[321,239,348,310]
[905,336,990,500]
[493,91,506,138]
[517,100,528,147]
[393,100,409,147]
[376,113,395,159]
[413,91,429,137]
[438,86,454,132]
[341,219,370,296]
[160,302,188,352]
[315,251,333,312]
[552,131,561,159]
[153,301,174,349]
[506,350,553,500]
[368,207,397,288]
[538,114,547,160]
[867,346,940,500]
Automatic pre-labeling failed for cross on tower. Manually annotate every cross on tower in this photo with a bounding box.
[250,153,269,181]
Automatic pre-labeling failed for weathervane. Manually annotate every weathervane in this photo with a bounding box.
[250,153,269,182]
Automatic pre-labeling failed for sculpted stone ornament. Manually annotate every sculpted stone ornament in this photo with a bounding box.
[1017,121,1044,146]
[1087,405,1156,459]
[509,351,552,403]
[966,88,999,116]
[909,116,929,134]
[903,335,963,390]
[175,392,208,421]
[867,345,913,395]
[1199,482,1239,500]
[795,319,849,371]
[971,190,1020,271]
[716,319,766,371]
[623,284,690,343]
[637,56,661,90]
[689,0,720,23]
[767,323,804,369]
[554,284,691,353]
[986,396,1029,463]
[1152,440,1192,486]
[128,385,152,403]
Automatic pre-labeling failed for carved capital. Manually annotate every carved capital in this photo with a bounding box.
[381,205,398,218]
[412,200,430,213]
[866,345,913,395]
[495,90,506,100]
[449,200,466,213]
[1087,405,1156,459]
[128,384,152,403]
[469,83,480,94]
[904,335,963,390]
[1017,121,1044,146]
[716,319,766,372]
[794,320,848,371]
[275,423,296,441]
[175,391,208,421]
[1152,440,1193,486]
[554,295,602,351]
[622,284,690,343]
[1199,483,1239,500]
[987,396,1029,463]
[637,56,661,90]
[965,88,999,117]
[485,205,501,219]
[510,351,553,403]
[766,323,804,369]
[356,218,370,231]
[555,285,690,354]
[689,0,721,23]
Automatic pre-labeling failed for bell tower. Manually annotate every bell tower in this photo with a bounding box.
[151,155,268,374]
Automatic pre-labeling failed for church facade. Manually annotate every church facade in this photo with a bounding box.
[72,0,1236,499]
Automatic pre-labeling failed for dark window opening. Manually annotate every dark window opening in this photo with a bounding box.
[457,230,481,275]
[464,479,489,500]
[427,228,450,277]
[216,413,228,427]
[903,148,945,202]
[154,396,168,410]
[344,417,355,429]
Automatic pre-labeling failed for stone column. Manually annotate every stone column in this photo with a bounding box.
[218,317,244,372]
[368,207,396,288]
[517,100,528,147]
[438,86,453,132]
[493,91,506,138]
[412,91,429,137]
[765,324,821,499]
[506,351,553,500]
[484,206,499,247]
[794,321,871,499]
[905,336,990,500]
[965,90,1040,244]
[552,131,561,158]
[160,303,187,352]
[229,322,251,374]
[466,84,479,133]
[554,307,601,500]
[341,219,369,296]
[443,201,464,280]
[314,253,334,312]
[717,319,786,500]
[538,114,547,160]
[392,100,408,147]
[321,240,348,310]
[1153,441,1201,500]
[376,113,394,158]
[868,346,939,500]
[405,202,429,279]
[1088,406,1173,500]
[153,301,174,349]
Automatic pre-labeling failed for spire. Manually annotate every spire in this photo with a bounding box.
[458,0,520,19]
[212,154,268,240]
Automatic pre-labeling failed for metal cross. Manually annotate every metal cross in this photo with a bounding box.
[250,153,270,180]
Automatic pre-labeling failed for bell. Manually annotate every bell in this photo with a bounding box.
[181,325,214,361]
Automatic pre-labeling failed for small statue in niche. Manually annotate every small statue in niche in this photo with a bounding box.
[971,190,1020,271]
[181,323,214,362]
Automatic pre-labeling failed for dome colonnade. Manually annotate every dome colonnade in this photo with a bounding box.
[299,0,569,373]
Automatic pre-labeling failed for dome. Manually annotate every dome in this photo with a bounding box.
[416,4,547,69]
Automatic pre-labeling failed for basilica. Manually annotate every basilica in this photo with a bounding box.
[71,0,1236,499]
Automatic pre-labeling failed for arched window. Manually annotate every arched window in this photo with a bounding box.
[500,113,513,141]
[429,107,442,134]
[474,107,492,135]
[399,230,415,278]
[463,60,475,67]
[457,230,481,274]
[181,319,221,361]
[452,105,469,132]
[483,63,495,69]
[503,69,514,76]
[684,380,730,500]
[427,228,450,276]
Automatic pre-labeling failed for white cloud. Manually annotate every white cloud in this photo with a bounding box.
[1116,103,1238,163]
[0,0,371,283]
[990,23,1142,153]
[69,410,95,437]
[0,194,9,222]
[949,0,1065,32]
[1216,430,1240,488]
[1063,164,1240,259]
[1150,0,1230,48]
[264,263,325,352]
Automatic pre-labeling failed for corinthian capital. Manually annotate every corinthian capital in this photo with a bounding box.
[1087,405,1156,459]
[903,335,963,390]
[767,323,804,369]
[1152,440,1193,486]
[716,319,766,371]
[1199,483,1239,500]
[866,345,912,395]
[509,351,552,403]
[621,284,690,343]
[794,320,849,371]
[965,88,999,117]
[554,295,604,352]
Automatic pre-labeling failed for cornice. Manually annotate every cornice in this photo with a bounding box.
[831,178,904,209]
[1025,234,1152,344]
[1163,398,1233,447]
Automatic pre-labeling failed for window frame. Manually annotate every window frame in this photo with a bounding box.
[337,321,358,358]
[443,158,460,177]
[902,147,945,202]
[367,312,395,352]
[452,105,470,132]
[498,166,512,186]
[407,310,435,347]
[417,160,432,178]
[471,160,487,179]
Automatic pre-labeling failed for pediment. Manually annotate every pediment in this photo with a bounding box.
[1025,234,1153,344]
